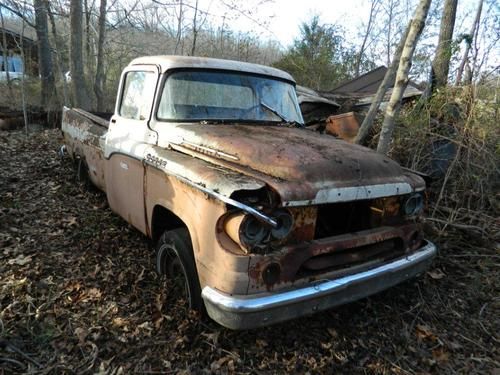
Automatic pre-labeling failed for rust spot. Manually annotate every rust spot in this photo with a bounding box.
[174,123,417,203]
[248,223,422,289]
[325,112,360,143]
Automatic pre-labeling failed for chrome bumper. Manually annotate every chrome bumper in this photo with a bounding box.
[202,240,436,330]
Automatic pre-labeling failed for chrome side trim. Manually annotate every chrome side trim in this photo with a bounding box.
[175,173,278,228]
[143,156,278,228]
[202,241,436,313]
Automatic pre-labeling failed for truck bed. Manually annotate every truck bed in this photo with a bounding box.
[68,108,112,128]
[61,107,112,191]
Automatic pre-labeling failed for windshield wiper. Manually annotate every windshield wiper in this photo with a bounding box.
[259,101,304,128]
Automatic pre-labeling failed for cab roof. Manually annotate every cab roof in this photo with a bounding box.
[129,55,295,83]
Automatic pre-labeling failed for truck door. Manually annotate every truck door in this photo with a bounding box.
[104,65,159,235]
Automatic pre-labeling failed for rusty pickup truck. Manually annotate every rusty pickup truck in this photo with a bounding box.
[61,56,436,329]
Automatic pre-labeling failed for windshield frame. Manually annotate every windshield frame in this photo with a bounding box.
[153,68,304,125]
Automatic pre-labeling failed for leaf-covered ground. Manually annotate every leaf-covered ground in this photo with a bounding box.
[1,129,498,374]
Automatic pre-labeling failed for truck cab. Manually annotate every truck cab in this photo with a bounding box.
[62,56,436,329]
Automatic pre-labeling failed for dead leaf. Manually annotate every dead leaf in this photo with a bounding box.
[256,339,268,348]
[427,268,446,280]
[321,342,332,350]
[416,324,437,342]
[113,317,129,328]
[201,331,220,345]
[432,347,450,363]
[8,254,32,265]
[74,327,87,344]
[327,328,338,338]
[63,216,78,227]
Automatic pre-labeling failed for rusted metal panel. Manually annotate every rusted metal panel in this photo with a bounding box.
[325,112,361,143]
[146,145,266,199]
[62,107,107,190]
[247,224,423,292]
[158,123,425,205]
[144,164,253,295]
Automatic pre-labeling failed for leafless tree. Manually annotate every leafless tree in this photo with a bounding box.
[70,0,91,109]
[174,0,184,54]
[354,0,380,77]
[34,0,57,112]
[94,0,107,111]
[428,0,457,91]
[456,0,483,85]
[354,25,410,145]
[46,1,69,105]
[19,16,28,136]
[377,0,432,155]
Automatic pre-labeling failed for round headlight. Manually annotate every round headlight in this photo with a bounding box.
[240,215,269,246]
[271,209,294,240]
[404,193,424,216]
[223,212,269,250]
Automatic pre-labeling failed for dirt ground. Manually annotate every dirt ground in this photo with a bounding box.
[1,129,498,374]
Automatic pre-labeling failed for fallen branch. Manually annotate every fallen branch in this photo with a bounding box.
[0,340,41,368]
[425,217,488,236]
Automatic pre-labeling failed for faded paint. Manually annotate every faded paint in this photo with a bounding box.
[61,55,432,315]
[155,123,425,205]
[130,55,294,83]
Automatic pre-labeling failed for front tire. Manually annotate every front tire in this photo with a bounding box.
[156,228,203,311]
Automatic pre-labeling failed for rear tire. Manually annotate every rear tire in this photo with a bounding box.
[156,228,203,311]
[76,157,91,189]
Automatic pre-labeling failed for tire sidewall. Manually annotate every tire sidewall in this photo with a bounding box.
[156,229,203,311]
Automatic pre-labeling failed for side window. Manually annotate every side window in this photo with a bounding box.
[119,71,156,120]
[11,56,23,73]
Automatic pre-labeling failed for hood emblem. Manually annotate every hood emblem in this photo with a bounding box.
[179,139,239,162]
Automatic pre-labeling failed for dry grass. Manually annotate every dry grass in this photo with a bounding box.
[391,86,499,243]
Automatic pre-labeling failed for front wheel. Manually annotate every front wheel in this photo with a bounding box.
[156,228,203,311]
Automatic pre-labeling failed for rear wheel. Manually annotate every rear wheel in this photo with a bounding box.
[76,157,92,189]
[156,228,203,311]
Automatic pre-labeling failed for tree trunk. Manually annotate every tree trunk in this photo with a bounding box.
[377,0,432,155]
[386,0,394,67]
[174,0,183,54]
[190,0,199,56]
[19,16,29,137]
[94,0,107,111]
[354,25,410,145]
[70,0,91,110]
[354,0,378,77]
[34,0,57,112]
[47,0,69,106]
[456,0,483,85]
[430,0,457,90]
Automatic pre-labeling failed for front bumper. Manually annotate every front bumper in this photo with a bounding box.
[202,240,436,330]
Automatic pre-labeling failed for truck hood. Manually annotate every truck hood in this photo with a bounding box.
[164,123,425,204]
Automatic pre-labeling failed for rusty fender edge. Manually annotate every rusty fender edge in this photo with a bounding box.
[202,240,436,330]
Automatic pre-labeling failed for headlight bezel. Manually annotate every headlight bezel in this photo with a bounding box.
[403,192,425,217]
[221,208,295,253]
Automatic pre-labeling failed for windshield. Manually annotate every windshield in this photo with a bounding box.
[157,70,304,124]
